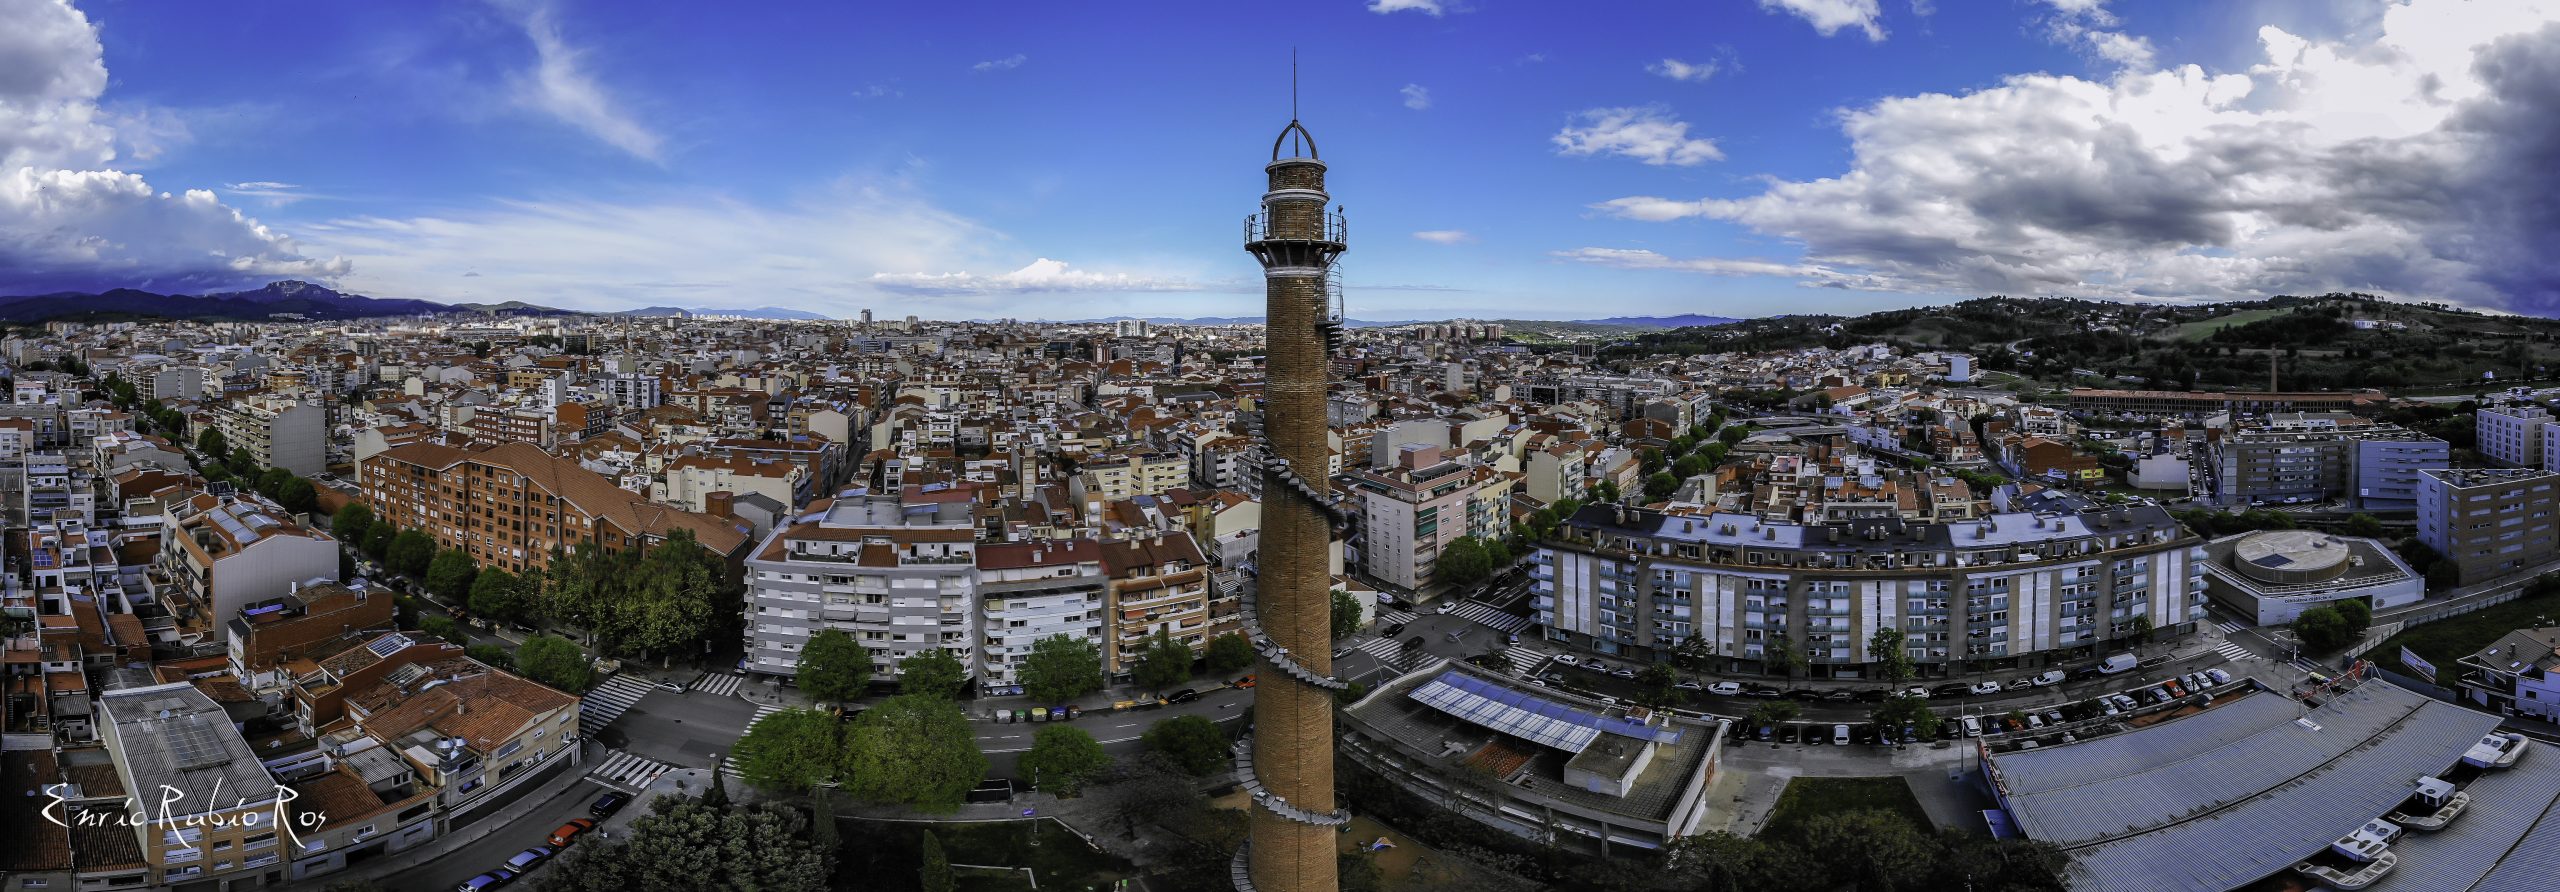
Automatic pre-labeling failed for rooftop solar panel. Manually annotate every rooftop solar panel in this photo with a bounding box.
[366,632,414,657]
[1406,671,1681,755]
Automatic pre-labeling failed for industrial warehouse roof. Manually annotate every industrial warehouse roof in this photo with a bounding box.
[2365,733,2560,892]
[1408,671,1679,754]
[1989,680,2501,892]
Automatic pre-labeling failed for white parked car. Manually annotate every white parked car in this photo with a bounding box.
[1706,682,1744,696]
[1968,681,2004,695]
[1900,686,1930,699]
[1553,654,1579,666]
[2029,670,2065,687]
[1435,602,1457,614]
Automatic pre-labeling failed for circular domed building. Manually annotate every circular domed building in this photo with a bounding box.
[2201,529,2423,626]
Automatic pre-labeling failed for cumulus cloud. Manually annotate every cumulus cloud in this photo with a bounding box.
[1555,247,1895,290]
[2034,0,2156,71]
[1368,0,1443,15]
[1412,230,1474,244]
[872,258,1200,296]
[1648,56,1725,83]
[499,0,664,162]
[1590,0,2560,313]
[972,54,1027,73]
[296,183,1179,311]
[1553,106,1724,166]
[1758,0,1885,41]
[1401,84,1431,110]
[0,0,344,293]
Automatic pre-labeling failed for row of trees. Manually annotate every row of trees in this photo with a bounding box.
[1638,414,1740,502]
[797,626,1261,709]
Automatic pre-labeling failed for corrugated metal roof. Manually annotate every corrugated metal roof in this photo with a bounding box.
[2380,749,2560,892]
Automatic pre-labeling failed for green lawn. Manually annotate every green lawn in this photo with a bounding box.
[2377,586,2560,671]
[2167,306,2298,342]
[1758,776,1933,840]
[835,819,1132,892]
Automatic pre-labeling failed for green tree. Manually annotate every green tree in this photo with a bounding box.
[1019,725,1112,797]
[730,707,842,792]
[1329,588,1364,642]
[275,476,317,516]
[2337,598,2374,639]
[2344,512,2387,538]
[534,798,829,892]
[1868,627,1915,684]
[1644,471,1681,501]
[467,569,529,624]
[1635,663,1680,706]
[1765,632,1808,677]
[418,614,461,642]
[1719,426,1748,445]
[1663,831,1774,892]
[1205,633,1255,675]
[257,467,293,498]
[535,543,607,628]
[919,830,955,892]
[841,695,986,809]
[796,629,871,706]
[1020,634,1104,704]
[1144,714,1230,776]
[2296,608,2351,652]
[516,634,591,691]
[332,503,375,544]
[1871,693,1942,742]
[1742,701,1800,733]
[388,530,436,577]
[899,647,969,699]
[1131,629,1193,693]
[425,549,478,601]
[465,643,513,670]
[604,529,725,663]
[362,522,397,559]
[1801,809,1936,891]
[1437,536,1492,588]
[195,428,227,458]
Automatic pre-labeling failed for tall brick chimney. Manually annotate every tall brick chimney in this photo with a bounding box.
[1239,110,1349,892]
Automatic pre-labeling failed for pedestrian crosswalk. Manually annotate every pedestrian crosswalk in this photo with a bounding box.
[1451,600,1530,633]
[1376,608,1416,627]
[589,750,678,792]
[1498,645,1545,676]
[720,705,784,777]
[2216,620,2250,634]
[2213,640,2256,662]
[580,675,655,731]
[1351,635,1405,662]
[688,672,744,697]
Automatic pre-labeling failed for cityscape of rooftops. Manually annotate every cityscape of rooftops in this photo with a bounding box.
[6,1,2560,891]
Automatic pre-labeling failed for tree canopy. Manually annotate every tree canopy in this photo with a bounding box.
[797,629,871,706]
[1018,725,1112,797]
[1144,714,1230,776]
[840,695,986,810]
[1205,633,1255,675]
[1020,634,1104,704]
[1330,588,1365,642]
[425,549,478,601]
[387,530,436,577]
[1130,629,1193,693]
[516,634,591,692]
[730,707,843,793]
[898,647,968,699]
[534,797,831,892]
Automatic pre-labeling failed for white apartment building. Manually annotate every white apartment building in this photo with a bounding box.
[210,395,326,476]
[743,489,980,683]
[974,540,1106,692]
[2478,404,2553,469]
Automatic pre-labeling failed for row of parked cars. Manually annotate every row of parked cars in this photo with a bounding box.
[1738,667,2238,748]
[456,792,631,891]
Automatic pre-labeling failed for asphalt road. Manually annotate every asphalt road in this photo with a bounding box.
[402,777,612,892]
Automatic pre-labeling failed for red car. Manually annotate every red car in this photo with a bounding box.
[548,818,596,847]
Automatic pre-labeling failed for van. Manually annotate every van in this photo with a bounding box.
[1833,724,1851,746]
[2097,653,2137,675]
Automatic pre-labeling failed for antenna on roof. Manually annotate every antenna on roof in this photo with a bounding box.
[1291,47,1299,122]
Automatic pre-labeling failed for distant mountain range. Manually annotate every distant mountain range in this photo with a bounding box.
[0,281,460,323]
[1575,314,1742,328]
[612,306,831,320]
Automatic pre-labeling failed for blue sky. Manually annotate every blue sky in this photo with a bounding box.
[7,0,2559,319]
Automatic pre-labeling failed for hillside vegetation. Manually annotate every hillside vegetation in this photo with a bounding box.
[1613,294,2560,394]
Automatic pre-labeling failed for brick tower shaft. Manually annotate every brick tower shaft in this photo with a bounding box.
[1239,119,1349,892]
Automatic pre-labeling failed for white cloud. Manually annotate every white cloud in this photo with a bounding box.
[972,54,1027,73]
[1412,230,1474,244]
[0,0,344,293]
[1648,57,1724,83]
[1591,1,2560,311]
[1757,0,1885,41]
[499,0,664,162]
[872,258,1200,296]
[1552,106,1724,166]
[2035,0,2156,71]
[852,83,902,99]
[1401,84,1432,110]
[1556,247,1895,290]
[1367,0,1443,15]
